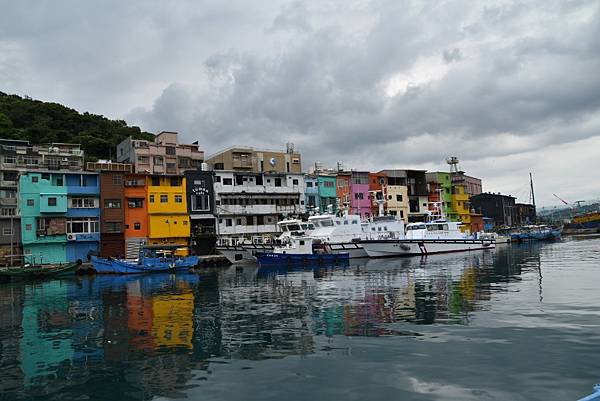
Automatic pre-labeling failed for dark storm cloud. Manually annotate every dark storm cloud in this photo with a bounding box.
[2,0,600,203]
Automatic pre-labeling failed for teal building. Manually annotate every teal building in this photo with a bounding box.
[317,175,337,214]
[20,172,69,264]
[20,172,100,264]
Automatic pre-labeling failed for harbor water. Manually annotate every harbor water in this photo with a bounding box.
[1,238,600,401]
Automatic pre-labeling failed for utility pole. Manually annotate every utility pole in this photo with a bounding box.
[529,172,536,208]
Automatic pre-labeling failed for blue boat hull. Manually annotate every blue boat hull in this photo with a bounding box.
[91,256,199,274]
[257,252,349,266]
[511,229,562,242]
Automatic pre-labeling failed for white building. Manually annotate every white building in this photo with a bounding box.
[213,171,306,239]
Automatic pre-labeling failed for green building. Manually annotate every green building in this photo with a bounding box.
[426,172,456,220]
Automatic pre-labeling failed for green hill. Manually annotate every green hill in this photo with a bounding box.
[0,92,154,161]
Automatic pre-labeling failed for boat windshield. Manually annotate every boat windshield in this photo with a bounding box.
[286,224,301,231]
[407,224,427,230]
[314,219,334,227]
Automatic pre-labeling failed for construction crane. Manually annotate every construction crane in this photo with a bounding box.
[553,193,569,206]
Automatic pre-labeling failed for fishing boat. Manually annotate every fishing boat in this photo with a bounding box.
[510,225,562,242]
[91,245,199,274]
[0,261,81,280]
[256,236,349,265]
[360,220,495,258]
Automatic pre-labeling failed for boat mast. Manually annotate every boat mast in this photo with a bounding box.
[530,172,537,223]
[529,172,536,209]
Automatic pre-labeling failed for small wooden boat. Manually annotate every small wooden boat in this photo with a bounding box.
[0,262,81,280]
[510,225,562,242]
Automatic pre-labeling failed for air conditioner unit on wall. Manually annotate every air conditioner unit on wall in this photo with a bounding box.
[67,234,76,241]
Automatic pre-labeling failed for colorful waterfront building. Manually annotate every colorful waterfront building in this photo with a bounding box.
[350,171,370,217]
[124,173,149,258]
[368,172,387,216]
[87,161,132,258]
[20,172,68,264]
[451,183,471,231]
[378,170,410,222]
[146,175,190,252]
[426,172,455,218]
[317,175,337,214]
[336,172,351,213]
[65,172,100,261]
[304,174,320,214]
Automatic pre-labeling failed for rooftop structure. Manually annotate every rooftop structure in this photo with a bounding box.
[116,131,204,175]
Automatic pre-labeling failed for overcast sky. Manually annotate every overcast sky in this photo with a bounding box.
[1,0,599,206]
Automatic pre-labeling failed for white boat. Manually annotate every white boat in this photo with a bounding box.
[308,214,405,258]
[217,219,315,264]
[360,220,495,258]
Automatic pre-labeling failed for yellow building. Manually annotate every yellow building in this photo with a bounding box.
[146,175,190,251]
[451,184,471,232]
[152,290,194,349]
[386,185,409,223]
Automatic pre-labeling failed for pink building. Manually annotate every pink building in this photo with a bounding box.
[350,171,371,217]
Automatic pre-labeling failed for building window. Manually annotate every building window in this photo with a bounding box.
[2,227,13,236]
[160,194,168,203]
[226,219,232,227]
[71,197,96,208]
[354,193,364,200]
[223,178,233,185]
[31,176,38,183]
[154,156,163,166]
[166,163,176,171]
[236,218,242,225]
[104,222,121,233]
[396,195,402,202]
[152,177,160,186]
[170,177,181,186]
[112,174,123,185]
[26,224,32,231]
[104,199,121,208]
[275,178,282,187]
[191,194,210,211]
[56,177,64,186]
[128,198,144,208]
[306,181,313,188]
[175,195,183,203]
[3,156,16,164]
[48,197,57,206]
[214,162,224,170]
[183,220,188,225]
[134,222,141,230]
[137,155,149,164]
[27,199,34,206]
[149,195,155,203]
[166,146,176,155]
[67,217,100,234]
[292,179,299,185]
[324,181,334,188]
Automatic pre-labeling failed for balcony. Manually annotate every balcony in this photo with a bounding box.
[67,185,99,195]
[232,160,254,169]
[0,198,17,206]
[216,204,302,215]
[0,179,18,188]
[217,224,279,236]
[215,184,302,194]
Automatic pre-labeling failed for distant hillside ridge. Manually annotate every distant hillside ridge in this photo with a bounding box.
[0,92,154,161]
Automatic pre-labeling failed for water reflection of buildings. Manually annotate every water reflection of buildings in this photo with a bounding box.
[0,244,545,399]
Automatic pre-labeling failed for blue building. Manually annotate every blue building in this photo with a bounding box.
[65,172,100,262]
[304,174,320,214]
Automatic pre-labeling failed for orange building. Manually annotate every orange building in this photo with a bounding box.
[336,172,351,213]
[124,173,149,258]
[369,172,387,216]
